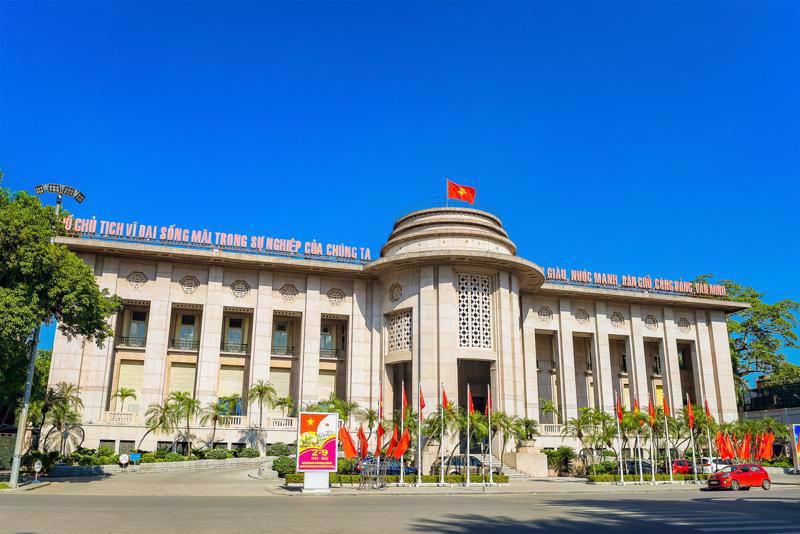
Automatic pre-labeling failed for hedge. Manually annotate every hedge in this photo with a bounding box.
[587,473,710,482]
[285,473,510,484]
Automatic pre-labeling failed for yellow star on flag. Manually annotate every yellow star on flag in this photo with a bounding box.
[306,417,315,425]
[458,187,467,197]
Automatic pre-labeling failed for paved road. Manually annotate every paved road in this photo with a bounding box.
[2,487,798,533]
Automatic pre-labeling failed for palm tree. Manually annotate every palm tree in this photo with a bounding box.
[138,401,177,450]
[247,381,277,429]
[111,387,137,412]
[43,401,83,455]
[53,382,84,411]
[168,391,201,456]
[275,396,294,417]
[200,401,226,448]
[489,411,514,474]
[562,408,596,474]
[539,398,560,423]
[357,408,379,440]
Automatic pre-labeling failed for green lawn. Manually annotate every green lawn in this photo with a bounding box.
[0,482,9,490]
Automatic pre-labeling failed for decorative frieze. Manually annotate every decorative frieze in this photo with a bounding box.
[126,271,147,290]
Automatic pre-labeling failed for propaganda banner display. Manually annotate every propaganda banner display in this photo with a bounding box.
[794,424,800,466]
[297,412,338,472]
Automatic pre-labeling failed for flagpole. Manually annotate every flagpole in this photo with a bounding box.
[649,424,656,484]
[400,380,405,486]
[636,430,644,483]
[376,380,381,487]
[664,409,674,483]
[465,383,471,487]
[445,177,449,208]
[614,391,625,485]
[440,382,445,486]
[417,382,422,488]
[488,383,494,486]
[688,394,698,483]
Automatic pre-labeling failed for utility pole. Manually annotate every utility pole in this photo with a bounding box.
[9,183,85,488]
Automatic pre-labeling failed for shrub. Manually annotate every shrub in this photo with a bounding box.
[191,448,207,460]
[96,445,115,457]
[271,455,296,477]
[164,452,185,463]
[206,448,233,460]
[283,473,511,485]
[22,451,60,474]
[267,442,291,457]
[337,458,357,475]
[153,449,169,459]
[592,460,617,475]
[587,473,710,483]
[238,448,260,458]
[140,453,156,463]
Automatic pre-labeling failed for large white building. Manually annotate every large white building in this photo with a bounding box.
[48,206,747,455]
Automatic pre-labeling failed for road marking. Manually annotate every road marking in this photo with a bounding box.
[697,524,791,532]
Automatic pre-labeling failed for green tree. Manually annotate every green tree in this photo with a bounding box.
[701,278,800,402]
[357,407,379,440]
[247,381,277,429]
[0,189,121,425]
[768,362,800,386]
[275,396,294,417]
[138,401,177,450]
[562,408,596,474]
[168,391,200,457]
[111,387,137,412]
[488,410,514,474]
[199,401,226,448]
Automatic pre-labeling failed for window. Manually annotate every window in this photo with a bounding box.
[119,441,135,455]
[320,326,334,351]
[99,439,115,452]
[180,315,196,341]
[678,348,687,370]
[226,318,243,345]
[387,310,412,352]
[169,363,196,396]
[652,353,662,375]
[130,311,147,340]
[620,350,628,374]
[457,273,493,349]
[273,322,289,349]
[157,441,173,452]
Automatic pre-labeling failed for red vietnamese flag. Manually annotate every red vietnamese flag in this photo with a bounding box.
[704,398,712,419]
[485,390,493,416]
[357,425,369,459]
[447,179,476,205]
[648,395,656,426]
[419,384,426,410]
[392,428,411,460]
[686,395,695,429]
[402,385,409,421]
[339,426,358,460]
[386,425,400,458]
[633,400,644,427]
[467,386,475,415]
[742,432,752,460]
[662,395,671,417]
[615,393,623,423]
[374,423,385,457]
[765,432,775,461]
[442,386,449,409]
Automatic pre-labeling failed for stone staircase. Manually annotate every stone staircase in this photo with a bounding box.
[485,455,530,480]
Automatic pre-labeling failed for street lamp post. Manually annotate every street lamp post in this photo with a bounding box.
[8,183,85,489]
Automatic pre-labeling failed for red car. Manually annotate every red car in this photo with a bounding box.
[671,459,694,475]
[707,463,772,491]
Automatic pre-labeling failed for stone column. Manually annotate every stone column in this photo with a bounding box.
[197,265,224,406]
[520,295,540,419]
[368,280,382,424]
[509,274,526,417]
[694,310,720,420]
[299,274,321,405]
[78,256,119,424]
[557,298,578,421]
[418,266,437,417]
[497,271,517,414]
[662,307,684,412]
[348,278,371,409]
[437,266,458,417]
[708,310,738,422]
[629,304,650,410]
[592,301,614,411]
[141,261,173,408]
[248,270,273,416]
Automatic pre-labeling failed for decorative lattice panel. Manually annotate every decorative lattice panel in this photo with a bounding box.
[457,273,493,349]
[387,310,412,353]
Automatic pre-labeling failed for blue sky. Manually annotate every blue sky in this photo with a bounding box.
[1,1,798,364]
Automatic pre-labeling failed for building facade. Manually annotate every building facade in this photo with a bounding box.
[49,207,747,454]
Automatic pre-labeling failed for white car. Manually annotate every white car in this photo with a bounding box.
[700,457,732,474]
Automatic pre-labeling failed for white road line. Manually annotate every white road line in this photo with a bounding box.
[676,520,788,527]
[698,524,792,532]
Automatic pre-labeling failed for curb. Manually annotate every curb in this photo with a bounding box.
[0,481,51,494]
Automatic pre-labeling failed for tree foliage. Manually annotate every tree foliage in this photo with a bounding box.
[0,189,121,425]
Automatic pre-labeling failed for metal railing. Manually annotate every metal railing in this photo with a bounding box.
[320,348,343,360]
[119,336,146,348]
[221,342,249,353]
[271,345,295,356]
[170,339,200,350]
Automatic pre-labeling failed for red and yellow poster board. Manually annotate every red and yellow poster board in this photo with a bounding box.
[297,412,338,472]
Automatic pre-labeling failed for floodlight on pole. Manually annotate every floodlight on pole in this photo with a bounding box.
[8,183,85,488]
